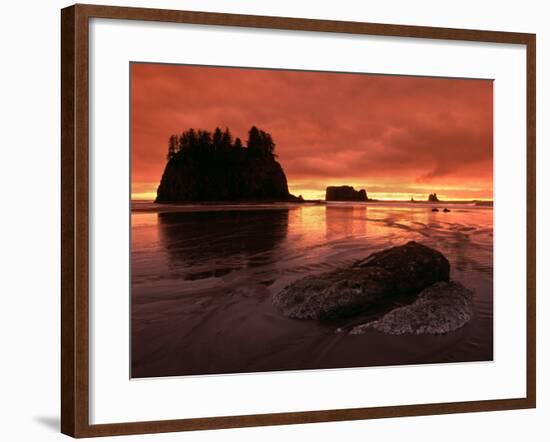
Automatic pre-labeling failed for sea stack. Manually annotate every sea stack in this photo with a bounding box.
[325,185,368,202]
[155,126,300,203]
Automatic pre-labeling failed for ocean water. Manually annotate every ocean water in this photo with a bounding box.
[131,201,493,378]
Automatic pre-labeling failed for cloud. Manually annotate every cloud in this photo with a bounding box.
[131,63,493,199]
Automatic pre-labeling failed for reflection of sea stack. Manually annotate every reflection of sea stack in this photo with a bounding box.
[157,209,289,277]
[155,126,300,203]
[428,193,440,202]
[326,185,368,201]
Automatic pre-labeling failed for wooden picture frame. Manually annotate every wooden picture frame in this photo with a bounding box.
[61,3,536,438]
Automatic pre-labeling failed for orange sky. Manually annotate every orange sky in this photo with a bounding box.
[131,63,493,201]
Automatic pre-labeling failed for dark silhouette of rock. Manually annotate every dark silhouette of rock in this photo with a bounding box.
[350,281,473,335]
[273,241,450,320]
[443,208,451,212]
[428,193,440,202]
[325,186,368,201]
[156,152,298,202]
[272,266,395,320]
[155,126,300,203]
[353,241,450,295]
[474,201,493,207]
[432,208,439,212]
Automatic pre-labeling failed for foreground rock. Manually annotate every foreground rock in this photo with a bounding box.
[350,281,473,335]
[353,241,450,296]
[273,241,450,320]
[325,185,368,202]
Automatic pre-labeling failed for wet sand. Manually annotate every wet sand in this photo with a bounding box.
[131,202,493,378]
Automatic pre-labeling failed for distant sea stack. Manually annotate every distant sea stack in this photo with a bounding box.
[325,185,368,202]
[428,193,440,202]
[155,126,301,203]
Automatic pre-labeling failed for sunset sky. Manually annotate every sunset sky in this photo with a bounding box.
[131,63,493,201]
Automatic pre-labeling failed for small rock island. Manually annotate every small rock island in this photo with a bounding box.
[325,185,368,202]
[155,126,301,203]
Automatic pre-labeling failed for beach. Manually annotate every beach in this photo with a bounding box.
[131,201,493,378]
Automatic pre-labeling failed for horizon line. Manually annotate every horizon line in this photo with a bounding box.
[130,195,494,203]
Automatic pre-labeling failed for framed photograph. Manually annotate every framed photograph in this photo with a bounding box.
[61,4,536,438]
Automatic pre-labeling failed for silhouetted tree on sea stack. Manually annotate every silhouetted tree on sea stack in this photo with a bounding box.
[165,126,278,159]
[234,137,243,149]
[246,126,262,151]
[197,130,212,150]
[212,127,223,150]
[167,134,179,160]
[246,126,276,156]
[157,126,299,203]
[221,128,233,150]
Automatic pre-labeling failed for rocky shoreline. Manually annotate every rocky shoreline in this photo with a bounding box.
[273,241,473,335]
